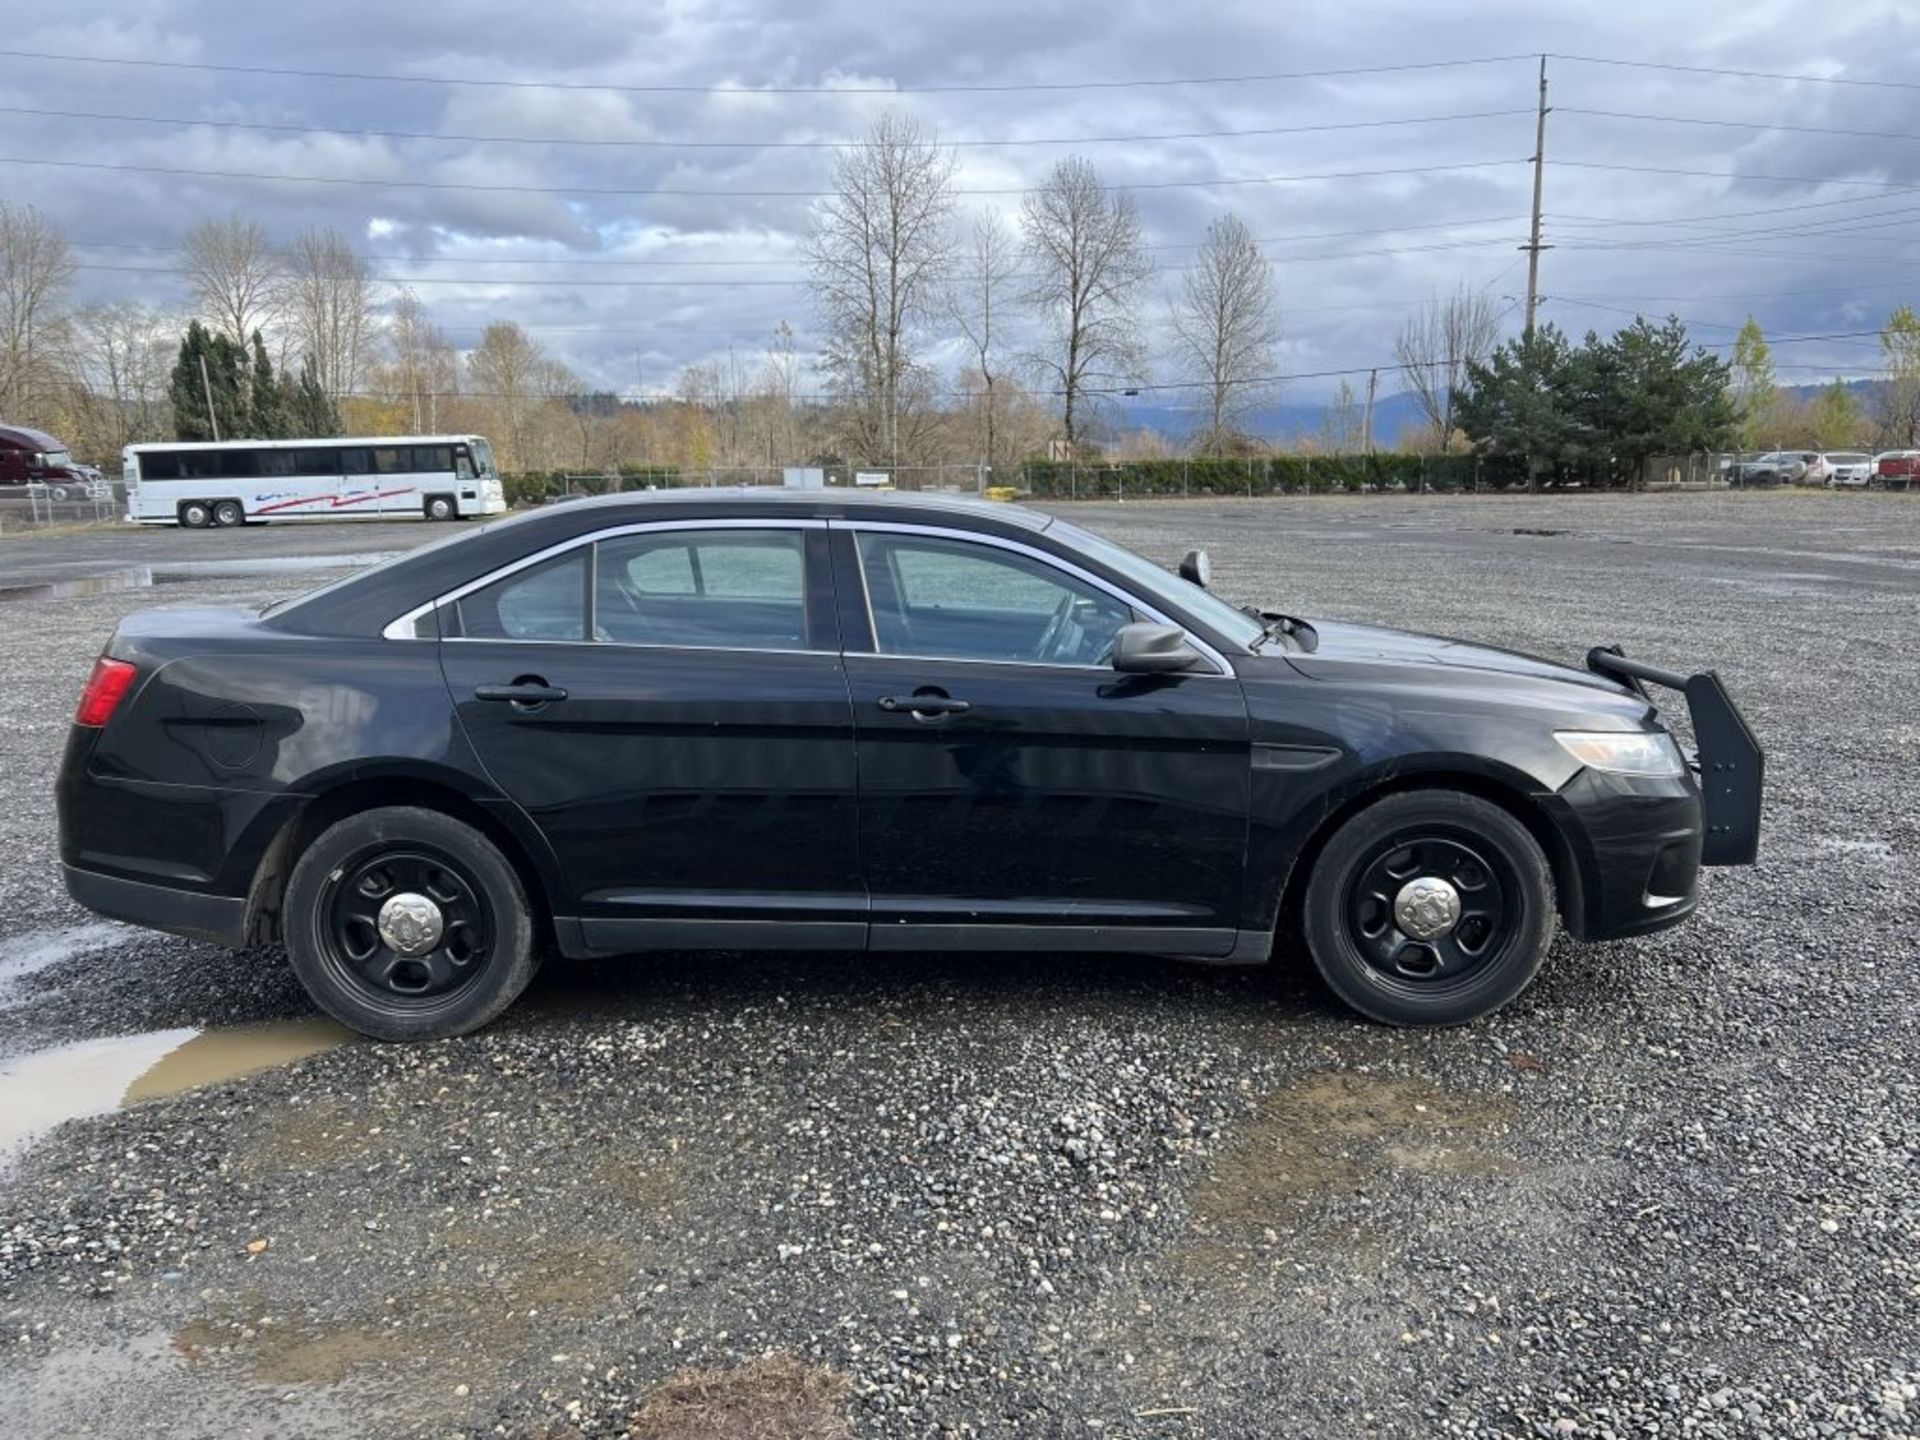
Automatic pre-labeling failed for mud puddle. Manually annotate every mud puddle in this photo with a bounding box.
[0,1018,351,1162]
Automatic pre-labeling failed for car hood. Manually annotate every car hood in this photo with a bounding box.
[1293,618,1629,695]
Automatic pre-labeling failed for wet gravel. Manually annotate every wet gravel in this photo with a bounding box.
[2,492,1916,1438]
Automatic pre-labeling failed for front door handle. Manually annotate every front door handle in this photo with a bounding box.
[878,693,971,717]
[474,680,569,706]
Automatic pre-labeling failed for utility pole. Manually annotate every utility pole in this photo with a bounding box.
[1522,54,1552,339]
[197,353,221,442]
[1362,367,1379,454]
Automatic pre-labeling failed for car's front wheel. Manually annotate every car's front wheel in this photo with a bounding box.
[1302,789,1555,1026]
[283,806,539,1040]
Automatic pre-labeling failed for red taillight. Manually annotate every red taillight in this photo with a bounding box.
[74,657,138,727]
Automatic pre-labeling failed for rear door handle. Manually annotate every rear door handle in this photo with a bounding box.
[878,694,971,716]
[474,682,569,705]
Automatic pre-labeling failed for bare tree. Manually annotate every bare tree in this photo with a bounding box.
[752,320,801,466]
[946,208,1018,471]
[804,111,955,468]
[1021,157,1153,455]
[0,202,77,420]
[1316,380,1364,454]
[467,321,547,472]
[385,290,458,432]
[288,227,377,405]
[1169,213,1280,455]
[71,301,174,454]
[183,216,284,345]
[1393,285,1503,446]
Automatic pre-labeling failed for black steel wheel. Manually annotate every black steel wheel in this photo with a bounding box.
[284,805,539,1040]
[1302,789,1554,1026]
[321,846,494,1003]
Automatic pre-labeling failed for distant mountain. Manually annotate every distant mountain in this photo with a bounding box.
[1106,391,1427,447]
[1106,377,1886,449]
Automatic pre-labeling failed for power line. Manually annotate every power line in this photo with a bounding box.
[1548,300,1890,349]
[1549,53,1920,92]
[0,101,1537,151]
[0,46,1538,96]
[1557,158,1920,189]
[0,152,1528,198]
[1561,106,1920,144]
[1551,186,1920,229]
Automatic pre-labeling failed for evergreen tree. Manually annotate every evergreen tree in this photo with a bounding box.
[248,331,288,439]
[167,320,250,441]
[288,357,341,438]
[1452,324,1581,489]
[1456,318,1737,489]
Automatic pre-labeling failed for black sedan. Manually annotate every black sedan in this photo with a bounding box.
[57,492,1762,1039]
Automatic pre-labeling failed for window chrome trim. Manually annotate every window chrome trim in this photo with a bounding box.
[835,520,1234,677]
[381,517,826,642]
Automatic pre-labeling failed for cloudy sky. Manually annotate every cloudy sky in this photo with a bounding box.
[7,1,1918,415]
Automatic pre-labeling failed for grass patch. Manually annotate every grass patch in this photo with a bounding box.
[628,1353,852,1440]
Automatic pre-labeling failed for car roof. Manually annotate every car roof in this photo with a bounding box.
[543,486,1055,530]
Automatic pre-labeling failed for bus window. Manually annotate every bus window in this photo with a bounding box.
[142,452,181,480]
[372,448,403,474]
[418,445,453,472]
[454,447,475,480]
[255,450,297,477]
[295,447,338,476]
[341,449,371,476]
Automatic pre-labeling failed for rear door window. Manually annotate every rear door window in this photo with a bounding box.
[454,551,590,642]
[594,529,808,650]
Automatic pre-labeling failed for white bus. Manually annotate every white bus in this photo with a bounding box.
[123,435,507,527]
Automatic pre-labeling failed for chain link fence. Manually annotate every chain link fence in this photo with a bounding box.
[0,481,126,534]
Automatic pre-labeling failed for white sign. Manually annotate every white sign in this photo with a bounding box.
[781,467,825,489]
[854,471,890,487]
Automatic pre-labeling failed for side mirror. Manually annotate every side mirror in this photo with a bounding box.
[1178,549,1212,588]
[1112,622,1203,674]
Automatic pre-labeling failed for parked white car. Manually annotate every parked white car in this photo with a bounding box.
[1812,452,1874,487]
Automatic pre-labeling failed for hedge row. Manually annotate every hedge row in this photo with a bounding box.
[1017,454,1565,497]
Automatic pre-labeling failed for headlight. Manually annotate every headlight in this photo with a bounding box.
[1555,729,1685,777]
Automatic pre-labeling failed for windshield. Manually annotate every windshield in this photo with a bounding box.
[1048,518,1267,650]
[38,450,73,469]
[470,438,498,478]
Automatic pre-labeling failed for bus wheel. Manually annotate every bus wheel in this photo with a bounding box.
[179,500,213,529]
[213,500,245,527]
[424,494,457,521]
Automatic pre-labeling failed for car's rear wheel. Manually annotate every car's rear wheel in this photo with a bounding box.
[212,499,244,527]
[283,806,539,1040]
[1302,789,1554,1027]
[179,500,213,528]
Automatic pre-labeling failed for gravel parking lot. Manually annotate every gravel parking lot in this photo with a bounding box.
[1,493,1915,1438]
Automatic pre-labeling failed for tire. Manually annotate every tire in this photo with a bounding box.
[424,494,457,521]
[1302,789,1555,1027]
[212,499,245,527]
[179,500,213,529]
[47,484,70,502]
[283,805,539,1041]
